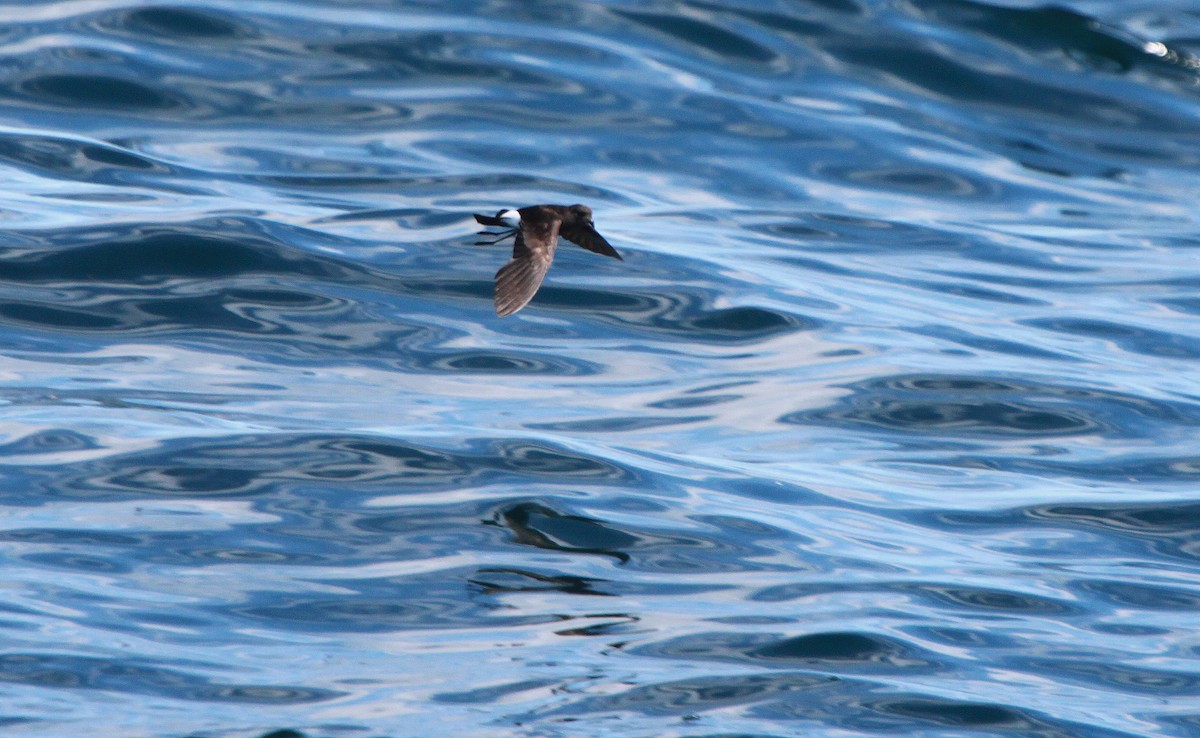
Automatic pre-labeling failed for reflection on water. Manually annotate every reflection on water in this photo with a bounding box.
[1,0,1199,736]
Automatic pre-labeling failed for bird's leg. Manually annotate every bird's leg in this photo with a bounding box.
[474,229,516,246]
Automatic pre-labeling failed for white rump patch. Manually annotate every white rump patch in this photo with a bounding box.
[499,209,521,225]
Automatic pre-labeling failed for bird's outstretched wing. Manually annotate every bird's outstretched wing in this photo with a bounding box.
[560,220,622,261]
[494,217,560,317]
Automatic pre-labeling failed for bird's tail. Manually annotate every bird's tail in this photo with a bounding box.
[473,212,509,227]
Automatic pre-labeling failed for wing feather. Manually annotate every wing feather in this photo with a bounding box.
[560,222,622,260]
[494,219,560,316]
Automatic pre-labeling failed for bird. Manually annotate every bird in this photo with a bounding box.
[473,204,622,317]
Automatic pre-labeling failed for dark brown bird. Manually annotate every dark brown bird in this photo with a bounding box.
[473,204,622,316]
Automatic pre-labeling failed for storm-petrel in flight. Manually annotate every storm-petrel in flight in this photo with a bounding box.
[473,204,622,316]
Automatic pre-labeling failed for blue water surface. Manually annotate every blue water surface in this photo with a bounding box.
[1,1,1199,736]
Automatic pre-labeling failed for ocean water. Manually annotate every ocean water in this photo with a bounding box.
[1,0,1199,736]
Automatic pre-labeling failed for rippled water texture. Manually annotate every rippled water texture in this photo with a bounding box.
[1,1,1200,736]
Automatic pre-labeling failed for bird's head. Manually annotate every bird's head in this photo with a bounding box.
[568,204,594,226]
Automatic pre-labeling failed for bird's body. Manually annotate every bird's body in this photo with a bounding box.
[473,204,621,316]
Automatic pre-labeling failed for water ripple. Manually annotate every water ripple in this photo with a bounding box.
[1,0,1199,735]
